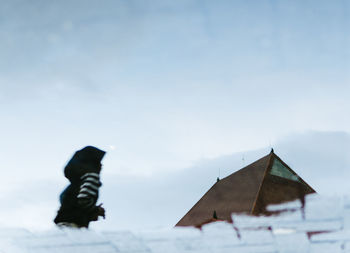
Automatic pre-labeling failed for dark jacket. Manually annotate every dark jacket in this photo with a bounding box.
[54,146,106,228]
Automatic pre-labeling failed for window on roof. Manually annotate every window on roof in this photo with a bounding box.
[269,159,301,182]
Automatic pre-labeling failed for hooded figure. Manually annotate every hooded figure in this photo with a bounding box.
[54,146,106,228]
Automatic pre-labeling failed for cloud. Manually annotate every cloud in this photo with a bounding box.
[97,131,350,230]
[1,130,349,231]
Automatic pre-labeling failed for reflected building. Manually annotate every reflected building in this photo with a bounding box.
[176,150,316,227]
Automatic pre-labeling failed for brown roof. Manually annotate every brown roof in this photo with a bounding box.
[176,151,316,227]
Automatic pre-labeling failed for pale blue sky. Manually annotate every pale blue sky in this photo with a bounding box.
[0,0,349,230]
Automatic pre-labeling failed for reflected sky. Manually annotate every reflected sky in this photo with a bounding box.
[0,0,349,229]
[1,1,349,176]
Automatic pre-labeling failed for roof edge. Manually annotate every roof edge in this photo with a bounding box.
[175,180,220,227]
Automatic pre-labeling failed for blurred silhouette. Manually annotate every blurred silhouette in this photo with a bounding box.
[54,146,106,228]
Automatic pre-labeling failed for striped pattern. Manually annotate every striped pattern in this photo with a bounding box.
[77,173,101,209]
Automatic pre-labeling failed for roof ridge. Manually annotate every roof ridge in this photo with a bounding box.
[250,152,275,214]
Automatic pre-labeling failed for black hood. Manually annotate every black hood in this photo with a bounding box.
[64,146,106,182]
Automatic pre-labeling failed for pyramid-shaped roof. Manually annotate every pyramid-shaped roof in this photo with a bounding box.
[176,151,316,227]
